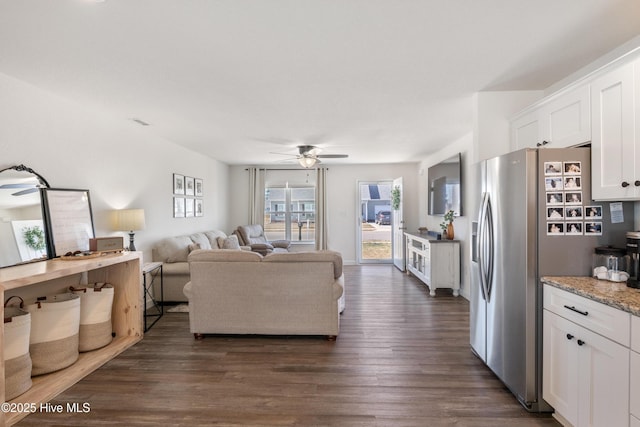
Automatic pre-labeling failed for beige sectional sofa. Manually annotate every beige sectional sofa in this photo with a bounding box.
[151,230,238,302]
[183,249,345,338]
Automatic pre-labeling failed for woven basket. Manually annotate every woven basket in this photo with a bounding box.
[3,296,32,400]
[70,283,114,352]
[25,293,80,376]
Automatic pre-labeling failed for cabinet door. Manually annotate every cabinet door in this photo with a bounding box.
[511,110,540,151]
[542,85,591,148]
[543,310,579,426]
[577,323,630,427]
[632,351,640,419]
[591,61,637,200]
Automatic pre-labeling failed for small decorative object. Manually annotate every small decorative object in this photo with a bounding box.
[391,186,401,210]
[23,225,46,252]
[418,227,428,234]
[440,210,455,240]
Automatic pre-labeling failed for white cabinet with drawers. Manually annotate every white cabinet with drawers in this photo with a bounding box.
[405,233,459,297]
[543,284,631,427]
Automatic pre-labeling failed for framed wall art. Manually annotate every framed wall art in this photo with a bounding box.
[185,198,195,217]
[185,176,195,196]
[174,197,185,218]
[173,174,185,195]
[195,178,203,197]
[195,199,203,217]
[41,188,95,257]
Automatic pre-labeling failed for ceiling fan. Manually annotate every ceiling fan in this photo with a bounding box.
[291,145,349,168]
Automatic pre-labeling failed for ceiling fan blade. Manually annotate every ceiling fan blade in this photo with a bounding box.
[12,188,39,196]
[317,154,348,158]
[0,183,36,189]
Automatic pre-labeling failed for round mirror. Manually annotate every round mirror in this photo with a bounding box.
[0,165,50,268]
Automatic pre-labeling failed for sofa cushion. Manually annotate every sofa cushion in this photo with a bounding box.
[190,233,212,250]
[217,235,241,250]
[263,250,343,279]
[188,249,263,263]
[154,235,194,263]
[205,230,228,249]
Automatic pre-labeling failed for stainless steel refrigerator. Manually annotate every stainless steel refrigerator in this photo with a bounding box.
[470,147,631,412]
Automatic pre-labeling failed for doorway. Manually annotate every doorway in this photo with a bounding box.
[357,181,393,263]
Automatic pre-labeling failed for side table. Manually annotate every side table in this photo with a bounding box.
[142,262,163,332]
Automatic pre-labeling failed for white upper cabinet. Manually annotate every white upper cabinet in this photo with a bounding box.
[590,60,639,200]
[511,85,591,151]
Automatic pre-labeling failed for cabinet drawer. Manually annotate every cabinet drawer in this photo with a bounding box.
[633,315,640,352]
[543,285,631,346]
[632,351,640,418]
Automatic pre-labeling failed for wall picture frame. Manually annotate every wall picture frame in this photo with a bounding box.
[195,178,203,197]
[185,176,195,196]
[173,174,185,195]
[173,197,185,218]
[195,199,203,217]
[41,188,95,257]
[185,198,195,217]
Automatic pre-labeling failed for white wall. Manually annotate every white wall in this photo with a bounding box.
[229,163,419,264]
[472,90,543,162]
[0,72,230,264]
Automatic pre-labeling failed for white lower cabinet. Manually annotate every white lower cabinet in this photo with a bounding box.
[543,285,631,427]
[632,316,640,425]
[404,233,460,296]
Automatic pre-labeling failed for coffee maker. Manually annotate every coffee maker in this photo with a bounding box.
[626,231,640,288]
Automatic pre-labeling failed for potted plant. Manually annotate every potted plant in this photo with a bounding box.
[439,210,456,240]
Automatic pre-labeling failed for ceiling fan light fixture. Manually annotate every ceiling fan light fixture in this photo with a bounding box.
[298,156,317,168]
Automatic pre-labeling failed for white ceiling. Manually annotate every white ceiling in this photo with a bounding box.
[1,1,639,166]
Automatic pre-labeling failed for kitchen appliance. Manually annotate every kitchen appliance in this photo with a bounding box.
[627,231,640,288]
[470,147,631,412]
[592,246,629,281]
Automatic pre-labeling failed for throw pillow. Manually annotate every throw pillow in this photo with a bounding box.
[217,235,241,250]
[188,243,201,253]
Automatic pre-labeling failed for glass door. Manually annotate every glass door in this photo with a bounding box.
[357,181,393,264]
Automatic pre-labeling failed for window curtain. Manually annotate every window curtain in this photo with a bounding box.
[315,167,328,250]
[248,167,265,225]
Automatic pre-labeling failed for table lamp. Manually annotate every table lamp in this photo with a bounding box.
[113,209,145,251]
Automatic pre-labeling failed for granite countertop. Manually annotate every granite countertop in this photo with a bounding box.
[542,276,640,317]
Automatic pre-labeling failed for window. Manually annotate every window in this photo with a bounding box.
[264,186,315,243]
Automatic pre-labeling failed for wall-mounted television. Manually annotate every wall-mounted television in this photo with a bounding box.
[428,153,462,216]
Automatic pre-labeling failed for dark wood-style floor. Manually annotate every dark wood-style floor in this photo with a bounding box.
[17,265,560,426]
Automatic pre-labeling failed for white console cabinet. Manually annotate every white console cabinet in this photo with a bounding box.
[404,232,460,296]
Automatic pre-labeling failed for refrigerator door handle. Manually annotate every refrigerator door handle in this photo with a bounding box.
[478,192,494,302]
[477,192,490,301]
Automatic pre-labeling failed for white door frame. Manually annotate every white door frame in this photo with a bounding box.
[356,180,393,264]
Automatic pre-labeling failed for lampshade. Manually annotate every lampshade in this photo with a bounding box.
[113,209,146,231]
[298,156,317,168]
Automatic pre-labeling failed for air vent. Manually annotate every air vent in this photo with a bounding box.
[130,118,150,126]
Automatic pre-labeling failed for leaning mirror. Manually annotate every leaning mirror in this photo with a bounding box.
[0,165,50,268]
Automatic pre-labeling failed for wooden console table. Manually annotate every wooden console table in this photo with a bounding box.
[0,252,143,426]
[405,232,460,296]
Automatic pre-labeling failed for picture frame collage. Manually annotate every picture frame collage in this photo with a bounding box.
[544,161,601,236]
[173,173,203,218]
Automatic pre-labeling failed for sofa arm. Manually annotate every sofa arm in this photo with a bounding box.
[249,243,274,256]
[271,240,291,250]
